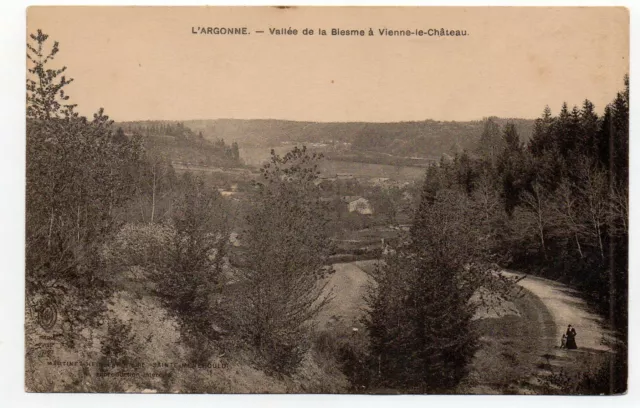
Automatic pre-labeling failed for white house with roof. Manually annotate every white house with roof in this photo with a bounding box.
[342,196,373,215]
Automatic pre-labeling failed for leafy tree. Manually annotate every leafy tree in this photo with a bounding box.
[550,180,585,259]
[518,180,552,257]
[368,186,402,225]
[470,167,506,261]
[133,153,177,223]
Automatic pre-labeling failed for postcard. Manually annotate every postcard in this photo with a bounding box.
[25,6,628,394]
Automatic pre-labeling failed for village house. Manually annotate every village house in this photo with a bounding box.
[342,196,374,215]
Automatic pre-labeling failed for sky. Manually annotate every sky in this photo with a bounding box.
[27,6,629,123]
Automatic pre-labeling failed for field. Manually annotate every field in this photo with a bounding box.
[240,146,426,181]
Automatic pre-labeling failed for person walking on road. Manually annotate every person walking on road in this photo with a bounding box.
[566,325,578,349]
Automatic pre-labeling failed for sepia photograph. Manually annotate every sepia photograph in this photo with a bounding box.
[22,5,628,396]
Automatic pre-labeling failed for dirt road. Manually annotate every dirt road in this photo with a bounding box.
[495,271,614,394]
[315,262,373,329]
[318,262,614,393]
[503,271,612,353]
[321,264,612,352]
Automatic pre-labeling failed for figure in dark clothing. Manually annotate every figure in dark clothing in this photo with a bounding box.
[566,325,578,349]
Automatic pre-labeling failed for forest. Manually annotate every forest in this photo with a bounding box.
[381,83,629,392]
[119,120,241,167]
[25,30,627,394]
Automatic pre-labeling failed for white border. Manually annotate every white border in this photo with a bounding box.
[1,1,637,407]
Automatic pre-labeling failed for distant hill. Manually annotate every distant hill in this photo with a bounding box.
[117,121,241,168]
[183,118,535,158]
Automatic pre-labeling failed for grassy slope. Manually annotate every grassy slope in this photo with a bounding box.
[26,264,349,393]
[315,262,375,331]
[461,289,556,394]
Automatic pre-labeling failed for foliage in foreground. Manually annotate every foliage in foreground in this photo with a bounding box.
[540,342,628,395]
[365,188,518,392]
[26,29,145,347]
[151,173,231,363]
[236,147,335,373]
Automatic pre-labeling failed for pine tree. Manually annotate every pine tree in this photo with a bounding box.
[366,188,484,392]
[497,124,526,214]
[152,173,230,363]
[237,146,334,373]
[529,105,554,157]
[555,102,572,157]
[454,150,477,195]
[477,117,502,167]
[26,30,144,346]
[611,75,629,186]
[579,99,599,157]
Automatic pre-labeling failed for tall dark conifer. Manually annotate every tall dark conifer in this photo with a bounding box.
[367,186,481,392]
[579,99,599,157]
[497,124,526,214]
